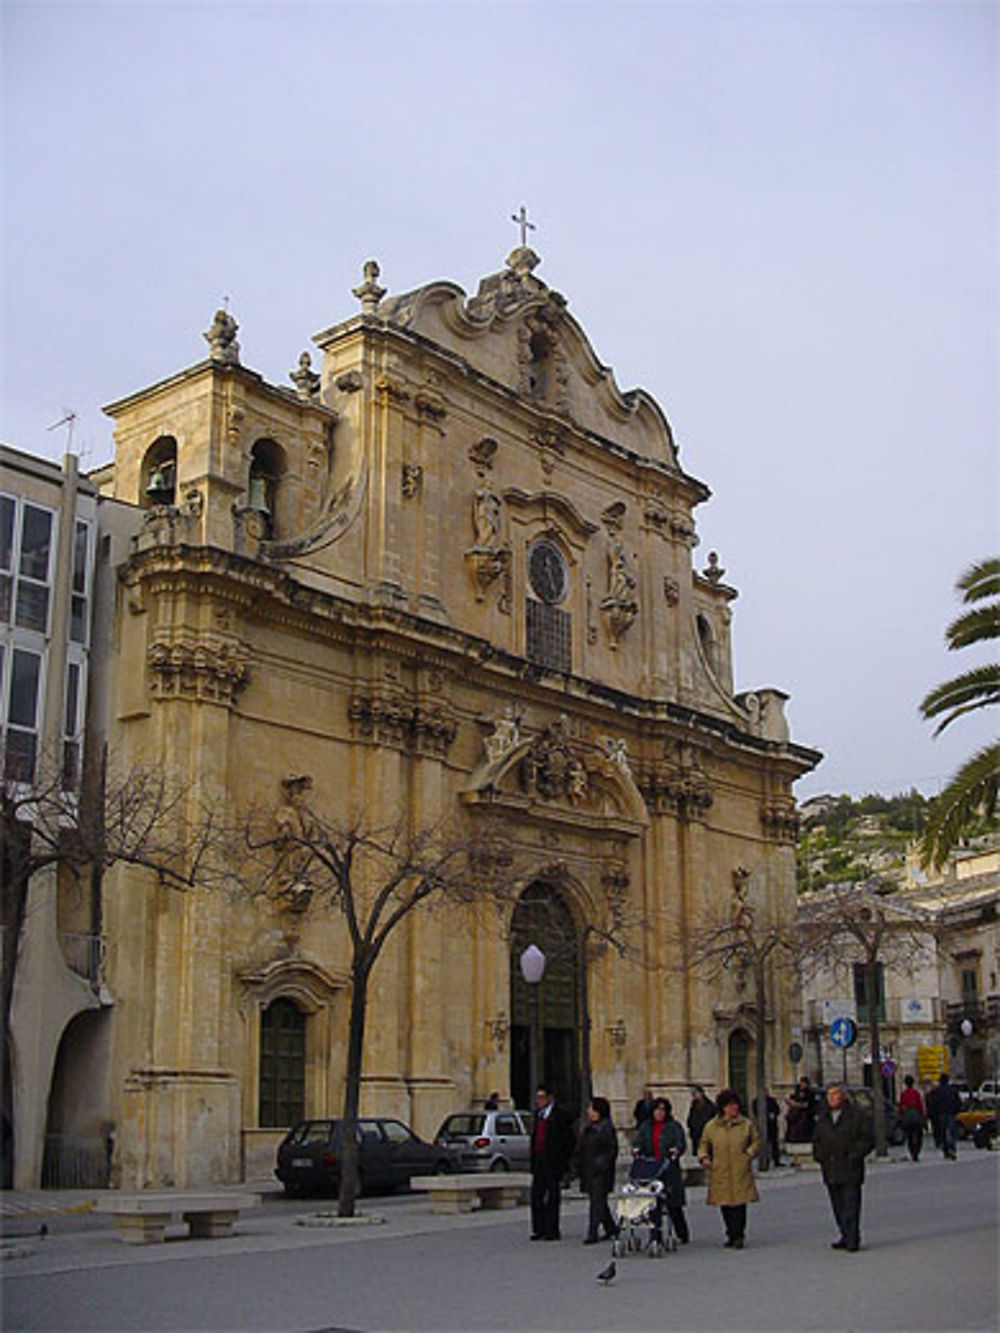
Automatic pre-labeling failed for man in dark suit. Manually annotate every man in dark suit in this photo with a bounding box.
[530,1082,576,1241]
[812,1084,875,1252]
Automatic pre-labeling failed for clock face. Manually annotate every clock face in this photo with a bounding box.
[529,540,568,605]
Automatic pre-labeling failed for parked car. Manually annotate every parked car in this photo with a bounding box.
[956,1105,998,1141]
[818,1087,905,1146]
[975,1080,1000,1100]
[434,1109,533,1172]
[275,1117,453,1196]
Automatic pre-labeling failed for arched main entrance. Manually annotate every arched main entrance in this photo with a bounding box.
[509,882,581,1111]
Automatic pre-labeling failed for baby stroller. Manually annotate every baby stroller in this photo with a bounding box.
[611,1156,678,1258]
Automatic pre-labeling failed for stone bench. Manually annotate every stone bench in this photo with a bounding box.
[94,1192,261,1244]
[410,1172,532,1215]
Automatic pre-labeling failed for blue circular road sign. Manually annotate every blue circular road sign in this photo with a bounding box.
[830,1016,858,1049]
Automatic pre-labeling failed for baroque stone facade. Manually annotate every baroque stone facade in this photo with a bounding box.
[73,247,819,1187]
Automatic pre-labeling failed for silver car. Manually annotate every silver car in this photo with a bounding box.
[434,1109,532,1172]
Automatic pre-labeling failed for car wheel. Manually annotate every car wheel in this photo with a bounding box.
[489,1158,510,1172]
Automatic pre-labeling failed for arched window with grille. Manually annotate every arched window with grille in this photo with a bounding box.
[259,998,306,1129]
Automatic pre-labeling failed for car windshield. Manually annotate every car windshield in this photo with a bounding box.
[440,1115,485,1137]
[290,1121,336,1145]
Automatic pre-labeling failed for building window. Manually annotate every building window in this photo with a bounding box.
[62,658,85,791]
[69,520,91,645]
[0,498,55,634]
[259,998,306,1129]
[853,962,885,1024]
[961,967,979,1004]
[526,600,571,673]
[3,646,43,782]
[248,439,285,539]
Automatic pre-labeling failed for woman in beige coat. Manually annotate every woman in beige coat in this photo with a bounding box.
[698,1088,760,1248]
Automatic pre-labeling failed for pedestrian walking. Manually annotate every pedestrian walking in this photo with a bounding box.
[633,1088,655,1130]
[898,1075,926,1162]
[529,1082,576,1242]
[578,1096,619,1245]
[634,1096,690,1243]
[686,1085,715,1155]
[753,1088,782,1167]
[927,1073,961,1160]
[698,1088,759,1249]
[812,1084,874,1252]
[785,1075,818,1144]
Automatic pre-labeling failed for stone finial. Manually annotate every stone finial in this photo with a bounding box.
[352,259,386,314]
[290,350,321,397]
[204,307,241,365]
[704,551,725,583]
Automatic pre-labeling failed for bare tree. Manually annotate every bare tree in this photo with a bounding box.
[2,750,230,1040]
[796,879,936,1155]
[242,778,514,1218]
[674,866,792,1173]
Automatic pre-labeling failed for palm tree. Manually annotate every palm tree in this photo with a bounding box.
[919,557,1000,868]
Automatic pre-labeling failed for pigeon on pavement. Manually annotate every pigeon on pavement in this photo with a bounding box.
[596,1260,616,1284]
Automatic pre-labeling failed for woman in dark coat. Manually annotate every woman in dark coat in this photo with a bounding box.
[578,1096,619,1244]
[634,1096,690,1243]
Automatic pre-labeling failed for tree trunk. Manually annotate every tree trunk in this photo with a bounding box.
[754,959,770,1173]
[865,955,887,1156]
[337,961,370,1218]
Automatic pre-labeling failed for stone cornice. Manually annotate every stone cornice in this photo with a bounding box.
[120,544,821,777]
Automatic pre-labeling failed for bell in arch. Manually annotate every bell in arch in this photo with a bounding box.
[248,472,271,515]
[146,465,174,504]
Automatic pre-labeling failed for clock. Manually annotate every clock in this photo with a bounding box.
[529,540,568,605]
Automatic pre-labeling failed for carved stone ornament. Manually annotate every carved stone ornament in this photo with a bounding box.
[348,690,457,756]
[290,351,321,398]
[484,707,522,765]
[468,437,498,473]
[520,715,589,805]
[598,735,631,774]
[148,638,249,706]
[635,757,713,820]
[663,576,681,607]
[703,551,725,583]
[352,259,386,314]
[401,463,423,498]
[335,370,363,393]
[600,537,639,647]
[204,307,240,365]
[759,797,800,842]
[414,390,446,421]
[464,544,510,603]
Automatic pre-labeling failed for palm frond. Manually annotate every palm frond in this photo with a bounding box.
[920,664,1000,733]
[957,557,1000,603]
[919,743,1000,869]
[946,605,1000,652]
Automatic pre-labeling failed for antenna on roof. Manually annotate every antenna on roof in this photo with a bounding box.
[47,409,77,455]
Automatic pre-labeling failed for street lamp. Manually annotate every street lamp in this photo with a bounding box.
[520,944,547,1099]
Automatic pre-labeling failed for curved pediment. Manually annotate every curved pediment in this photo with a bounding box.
[460,715,648,836]
[377,249,680,469]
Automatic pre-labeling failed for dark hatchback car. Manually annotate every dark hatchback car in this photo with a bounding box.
[275,1117,453,1196]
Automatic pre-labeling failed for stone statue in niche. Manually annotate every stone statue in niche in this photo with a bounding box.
[608,539,637,602]
[473,487,502,545]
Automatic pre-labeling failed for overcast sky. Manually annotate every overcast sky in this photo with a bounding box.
[2,1,996,801]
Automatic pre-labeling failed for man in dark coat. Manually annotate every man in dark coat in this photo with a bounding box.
[530,1082,576,1241]
[812,1084,875,1252]
[929,1073,962,1160]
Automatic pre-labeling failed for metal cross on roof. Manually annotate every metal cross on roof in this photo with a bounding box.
[510,205,536,248]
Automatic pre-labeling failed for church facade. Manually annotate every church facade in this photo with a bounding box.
[74,245,819,1187]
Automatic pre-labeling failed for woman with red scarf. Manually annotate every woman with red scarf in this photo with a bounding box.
[633,1097,690,1243]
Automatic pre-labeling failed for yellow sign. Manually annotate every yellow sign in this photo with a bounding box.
[916,1044,949,1078]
